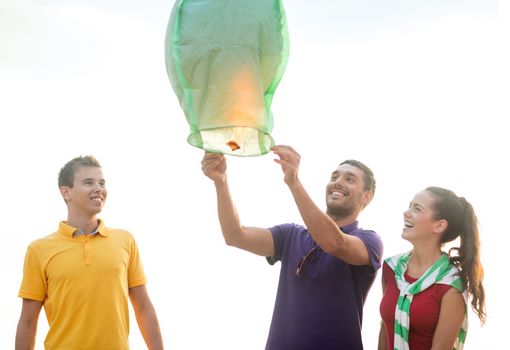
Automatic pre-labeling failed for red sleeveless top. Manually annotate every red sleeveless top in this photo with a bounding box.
[380,262,452,349]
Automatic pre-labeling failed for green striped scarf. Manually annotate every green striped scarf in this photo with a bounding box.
[386,252,468,350]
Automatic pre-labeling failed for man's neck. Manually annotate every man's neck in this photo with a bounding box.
[328,212,358,228]
[66,215,99,234]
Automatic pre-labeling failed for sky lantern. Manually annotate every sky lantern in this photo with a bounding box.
[165,0,290,156]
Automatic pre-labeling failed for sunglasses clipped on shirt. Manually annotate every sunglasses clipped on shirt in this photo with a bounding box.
[295,245,321,277]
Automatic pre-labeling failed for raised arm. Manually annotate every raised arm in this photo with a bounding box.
[201,152,274,256]
[129,285,164,350]
[271,145,370,266]
[15,299,43,350]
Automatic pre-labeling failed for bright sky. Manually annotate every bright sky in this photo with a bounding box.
[1,0,508,349]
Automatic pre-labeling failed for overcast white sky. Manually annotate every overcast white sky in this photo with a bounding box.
[1,0,509,349]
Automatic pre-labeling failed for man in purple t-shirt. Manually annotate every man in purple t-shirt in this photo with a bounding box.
[201,145,383,350]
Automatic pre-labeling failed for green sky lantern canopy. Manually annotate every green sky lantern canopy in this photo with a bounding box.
[165,0,290,156]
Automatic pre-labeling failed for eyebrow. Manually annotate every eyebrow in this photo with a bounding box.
[410,202,425,210]
[81,178,105,183]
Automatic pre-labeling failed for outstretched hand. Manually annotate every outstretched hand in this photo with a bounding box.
[272,145,301,185]
[201,151,227,184]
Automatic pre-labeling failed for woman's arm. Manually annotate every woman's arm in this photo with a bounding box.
[430,288,466,350]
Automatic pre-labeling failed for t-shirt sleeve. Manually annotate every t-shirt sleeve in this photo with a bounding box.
[18,245,47,301]
[352,229,383,272]
[266,223,293,265]
[127,235,147,288]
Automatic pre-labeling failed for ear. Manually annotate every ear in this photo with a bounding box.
[361,191,373,208]
[433,219,448,235]
[60,186,71,202]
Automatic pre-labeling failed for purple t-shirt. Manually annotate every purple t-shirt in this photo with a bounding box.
[265,222,383,350]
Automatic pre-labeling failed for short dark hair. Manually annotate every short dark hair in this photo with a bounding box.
[339,159,376,195]
[58,155,101,188]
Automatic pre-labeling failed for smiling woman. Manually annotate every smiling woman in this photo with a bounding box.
[379,187,485,350]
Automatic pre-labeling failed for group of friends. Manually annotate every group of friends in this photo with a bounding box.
[15,145,485,349]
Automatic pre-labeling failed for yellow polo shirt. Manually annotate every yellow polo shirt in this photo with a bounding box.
[19,220,146,349]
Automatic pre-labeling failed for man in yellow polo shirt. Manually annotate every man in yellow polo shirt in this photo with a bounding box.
[15,156,164,350]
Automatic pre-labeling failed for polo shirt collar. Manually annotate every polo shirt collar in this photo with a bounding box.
[58,219,108,238]
[340,220,359,234]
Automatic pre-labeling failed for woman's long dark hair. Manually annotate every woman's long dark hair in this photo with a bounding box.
[426,186,486,324]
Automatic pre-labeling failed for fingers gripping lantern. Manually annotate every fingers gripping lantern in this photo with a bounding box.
[165,0,290,156]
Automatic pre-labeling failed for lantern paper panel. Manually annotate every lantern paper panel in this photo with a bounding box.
[165,0,290,156]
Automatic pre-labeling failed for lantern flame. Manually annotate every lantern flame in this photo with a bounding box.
[223,65,263,152]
